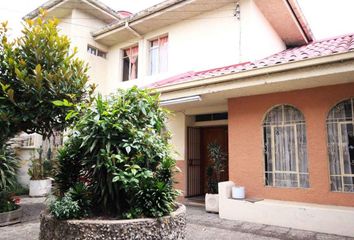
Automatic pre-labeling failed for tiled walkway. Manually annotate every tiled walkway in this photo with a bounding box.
[186,206,351,240]
[0,197,351,240]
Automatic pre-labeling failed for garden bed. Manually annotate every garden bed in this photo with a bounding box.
[39,204,186,240]
[0,206,22,227]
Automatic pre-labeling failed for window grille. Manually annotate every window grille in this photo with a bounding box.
[263,105,309,188]
[327,98,354,192]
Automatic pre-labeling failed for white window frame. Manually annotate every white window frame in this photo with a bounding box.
[148,35,168,75]
[87,45,106,59]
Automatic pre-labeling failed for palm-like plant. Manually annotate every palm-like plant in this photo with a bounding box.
[0,144,19,191]
[207,142,227,194]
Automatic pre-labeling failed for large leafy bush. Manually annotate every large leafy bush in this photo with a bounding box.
[53,87,179,219]
[0,13,94,144]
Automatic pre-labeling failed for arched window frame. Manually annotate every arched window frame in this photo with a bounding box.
[262,104,309,188]
[326,98,354,193]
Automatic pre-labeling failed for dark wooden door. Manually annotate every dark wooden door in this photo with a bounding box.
[200,126,228,194]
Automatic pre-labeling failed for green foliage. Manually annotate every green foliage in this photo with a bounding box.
[54,136,83,195]
[27,145,55,180]
[135,178,179,218]
[0,144,19,191]
[49,193,82,220]
[67,182,91,214]
[7,182,28,196]
[206,165,217,194]
[52,87,178,219]
[0,191,18,213]
[0,12,94,144]
[206,142,227,194]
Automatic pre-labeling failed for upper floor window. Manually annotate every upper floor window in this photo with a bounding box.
[122,46,139,81]
[263,105,309,188]
[87,45,106,59]
[149,35,168,75]
[327,98,354,193]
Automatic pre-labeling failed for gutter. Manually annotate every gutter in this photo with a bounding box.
[124,22,142,38]
[154,51,354,94]
[93,0,188,37]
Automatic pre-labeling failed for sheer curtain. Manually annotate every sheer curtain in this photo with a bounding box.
[264,105,308,188]
[159,36,168,73]
[125,46,138,80]
[327,98,354,192]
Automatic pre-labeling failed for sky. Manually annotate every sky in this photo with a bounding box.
[0,0,354,40]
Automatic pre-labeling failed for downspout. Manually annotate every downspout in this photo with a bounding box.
[124,21,142,38]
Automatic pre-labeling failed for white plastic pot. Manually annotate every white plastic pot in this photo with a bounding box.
[205,193,219,213]
[232,186,245,199]
[29,179,52,197]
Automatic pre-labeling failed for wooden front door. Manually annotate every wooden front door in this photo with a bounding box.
[200,126,229,194]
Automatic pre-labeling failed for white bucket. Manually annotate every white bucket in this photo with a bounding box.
[232,186,245,199]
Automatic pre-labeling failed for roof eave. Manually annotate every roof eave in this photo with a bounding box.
[92,0,187,38]
[23,0,121,21]
[154,51,354,93]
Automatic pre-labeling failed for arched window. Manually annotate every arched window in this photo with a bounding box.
[263,105,309,188]
[327,98,354,192]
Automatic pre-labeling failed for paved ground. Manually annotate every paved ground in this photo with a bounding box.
[0,197,351,240]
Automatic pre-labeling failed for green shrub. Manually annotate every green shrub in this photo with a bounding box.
[0,144,19,191]
[67,182,91,214]
[53,136,83,195]
[49,193,82,220]
[52,87,179,219]
[0,191,18,213]
[8,182,29,196]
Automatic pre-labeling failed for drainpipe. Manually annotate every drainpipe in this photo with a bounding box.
[124,21,142,38]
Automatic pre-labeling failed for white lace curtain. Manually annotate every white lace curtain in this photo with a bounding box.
[327,98,354,192]
[263,105,309,188]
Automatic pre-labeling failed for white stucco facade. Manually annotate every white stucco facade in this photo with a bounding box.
[55,0,286,96]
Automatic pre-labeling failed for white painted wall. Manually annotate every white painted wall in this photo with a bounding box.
[166,112,187,160]
[218,181,354,237]
[103,0,286,94]
[240,0,286,61]
[57,9,109,93]
[54,1,286,95]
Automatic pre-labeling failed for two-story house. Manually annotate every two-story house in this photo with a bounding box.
[26,0,354,236]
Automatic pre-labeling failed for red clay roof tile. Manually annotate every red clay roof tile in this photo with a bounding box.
[151,34,354,88]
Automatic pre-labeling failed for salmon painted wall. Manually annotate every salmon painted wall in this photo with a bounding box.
[228,83,354,207]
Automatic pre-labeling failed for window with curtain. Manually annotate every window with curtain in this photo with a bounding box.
[263,105,309,188]
[327,98,354,193]
[122,45,139,81]
[149,35,168,75]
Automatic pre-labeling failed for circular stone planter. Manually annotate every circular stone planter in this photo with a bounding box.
[39,204,186,240]
[0,206,22,227]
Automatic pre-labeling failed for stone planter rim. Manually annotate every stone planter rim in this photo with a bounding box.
[44,203,185,224]
[40,203,186,240]
[0,206,23,226]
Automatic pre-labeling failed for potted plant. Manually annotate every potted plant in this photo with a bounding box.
[205,142,227,213]
[0,191,22,226]
[28,146,54,197]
